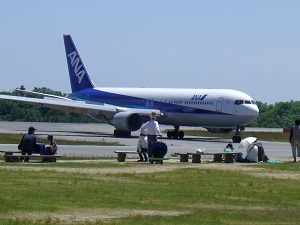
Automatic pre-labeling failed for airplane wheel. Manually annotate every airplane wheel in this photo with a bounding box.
[114,129,131,138]
[178,131,184,139]
[172,132,178,139]
[232,136,241,143]
[114,129,120,137]
[167,131,173,139]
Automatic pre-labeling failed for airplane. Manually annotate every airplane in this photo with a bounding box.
[0,34,259,143]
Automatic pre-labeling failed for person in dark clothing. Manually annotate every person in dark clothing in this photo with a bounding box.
[20,126,36,162]
[289,119,300,162]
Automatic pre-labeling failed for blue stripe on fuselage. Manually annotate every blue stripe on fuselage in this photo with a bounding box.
[67,89,231,115]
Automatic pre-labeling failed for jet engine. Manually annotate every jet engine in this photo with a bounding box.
[110,112,143,132]
[206,128,233,134]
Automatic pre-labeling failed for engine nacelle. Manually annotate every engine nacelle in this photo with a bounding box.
[110,112,142,132]
[206,128,233,134]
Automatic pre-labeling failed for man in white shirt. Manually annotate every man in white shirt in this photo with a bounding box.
[246,144,258,163]
[140,112,161,157]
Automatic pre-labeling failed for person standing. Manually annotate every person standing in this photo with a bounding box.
[289,119,300,162]
[140,112,161,157]
[20,126,36,162]
[136,133,148,162]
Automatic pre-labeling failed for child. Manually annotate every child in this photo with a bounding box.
[137,134,148,162]
[224,143,234,152]
[45,135,58,155]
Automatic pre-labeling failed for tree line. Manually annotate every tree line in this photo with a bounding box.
[0,87,99,123]
[0,86,299,128]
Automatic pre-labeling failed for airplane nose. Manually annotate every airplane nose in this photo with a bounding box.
[251,105,259,117]
[240,104,259,124]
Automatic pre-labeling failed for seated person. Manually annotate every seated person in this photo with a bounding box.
[45,135,58,155]
[245,144,258,162]
[224,143,234,152]
[246,139,266,162]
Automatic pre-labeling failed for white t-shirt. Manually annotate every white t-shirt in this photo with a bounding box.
[246,145,258,162]
[140,119,160,136]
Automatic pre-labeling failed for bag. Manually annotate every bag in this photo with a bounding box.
[18,134,24,150]
[261,155,269,162]
[152,142,168,158]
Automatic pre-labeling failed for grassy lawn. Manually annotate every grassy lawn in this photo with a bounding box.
[0,159,300,224]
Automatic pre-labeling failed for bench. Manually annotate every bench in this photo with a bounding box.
[114,151,139,162]
[1,150,61,163]
[3,154,61,163]
[175,152,240,163]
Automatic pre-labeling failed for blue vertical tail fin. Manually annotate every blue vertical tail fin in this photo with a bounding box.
[63,35,95,93]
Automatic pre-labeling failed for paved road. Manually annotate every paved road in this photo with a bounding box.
[0,122,292,160]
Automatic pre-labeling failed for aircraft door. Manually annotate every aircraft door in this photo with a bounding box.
[216,97,223,112]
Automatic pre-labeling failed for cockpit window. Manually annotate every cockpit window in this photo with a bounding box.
[234,100,256,105]
[234,100,243,105]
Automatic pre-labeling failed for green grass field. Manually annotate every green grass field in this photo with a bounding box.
[0,159,300,225]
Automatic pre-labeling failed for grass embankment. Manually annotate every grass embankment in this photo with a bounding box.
[182,130,290,142]
[0,133,122,146]
[0,160,300,224]
[0,130,290,145]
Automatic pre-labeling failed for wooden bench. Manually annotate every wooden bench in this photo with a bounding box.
[114,151,140,162]
[3,154,61,163]
[1,150,61,163]
[175,152,240,163]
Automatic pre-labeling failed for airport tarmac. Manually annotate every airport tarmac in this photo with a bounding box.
[0,122,292,160]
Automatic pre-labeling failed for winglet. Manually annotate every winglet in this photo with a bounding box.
[63,35,95,93]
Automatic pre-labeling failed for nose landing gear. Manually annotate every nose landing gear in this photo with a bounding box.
[232,126,244,143]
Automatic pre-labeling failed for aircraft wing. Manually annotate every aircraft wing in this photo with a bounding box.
[0,94,161,119]
[15,89,71,100]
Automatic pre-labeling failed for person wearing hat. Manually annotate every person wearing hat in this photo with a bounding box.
[224,143,234,152]
[140,112,161,158]
[20,126,36,162]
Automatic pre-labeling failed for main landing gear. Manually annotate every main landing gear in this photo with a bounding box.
[232,126,244,143]
[114,129,131,138]
[167,125,184,139]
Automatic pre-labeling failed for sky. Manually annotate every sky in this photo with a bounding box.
[0,0,299,104]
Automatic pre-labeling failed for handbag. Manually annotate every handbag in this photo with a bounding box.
[18,134,25,150]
